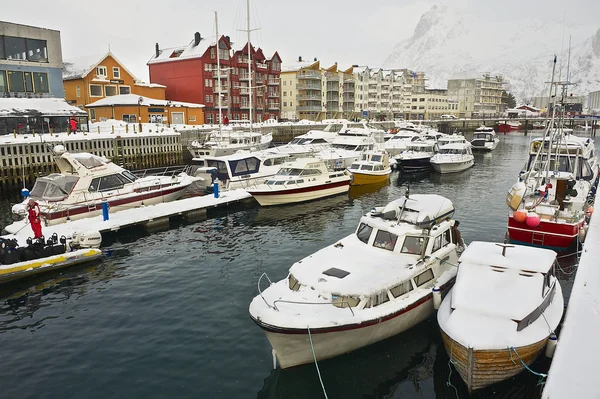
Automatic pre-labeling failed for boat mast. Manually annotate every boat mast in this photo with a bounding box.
[539,56,560,188]
[247,0,253,132]
[215,11,223,137]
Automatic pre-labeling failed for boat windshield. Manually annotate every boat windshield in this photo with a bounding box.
[356,222,373,244]
[439,148,464,155]
[400,236,425,255]
[473,133,491,140]
[524,154,575,174]
[289,138,312,145]
[360,165,374,171]
[228,157,260,177]
[30,174,79,200]
[277,168,321,176]
[373,230,398,251]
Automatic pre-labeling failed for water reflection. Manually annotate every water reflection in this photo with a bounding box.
[396,170,432,186]
[348,179,391,200]
[429,168,474,185]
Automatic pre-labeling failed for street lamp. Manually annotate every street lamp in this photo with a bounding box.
[137,96,143,131]
[166,101,172,127]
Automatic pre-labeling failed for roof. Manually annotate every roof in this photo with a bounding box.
[134,82,166,88]
[459,241,556,273]
[62,51,139,82]
[85,94,204,109]
[0,98,88,117]
[439,142,471,150]
[281,60,319,73]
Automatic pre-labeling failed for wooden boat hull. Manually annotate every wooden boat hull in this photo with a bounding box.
[440,329,548,392]
[350,170,391,186]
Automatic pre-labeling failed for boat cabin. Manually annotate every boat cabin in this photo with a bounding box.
[437,143,473,156]
[523,136,596,181]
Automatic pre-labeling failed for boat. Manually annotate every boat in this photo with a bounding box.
[189,150,290,191]
[384,129,421,156]
[430,142,474,174]
[246,157,351,206]
[265,123,340,159]
[438,242,563,393]
[249,193,460,368]
[496,120,521,133]
[532,121,545,129]
[316,133,377,170]
[347,149,392,186]
[11,146,196,225]
[0,231,102,283]
[471,126,500,151]
[394,138,438,173]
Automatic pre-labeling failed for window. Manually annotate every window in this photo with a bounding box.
[89,108,96,120]
[105,85,117,96]
[96,66,107,77]
[0,39,3,59]
[76,85,81,98]
[401,236,424,255]
[210,48,215,59]
[97,174,127,192]
[356,222,373,244]
[89,84,102,97]
[432,235,443,253]
[206,114,213,124]
[24,72,33,92]
[122,114,136,123]
[414,268,434,287]
[0,71,6,92]
[283,102,287,107]
[189,115,196,122]
[112,67,120,78]
[119,86,130,94]
[7,71,24,92]
[33,72,49,93]
[373,230,398,251]
[25,38,47,62]
[4,36,26,60]
[390,281,413,298]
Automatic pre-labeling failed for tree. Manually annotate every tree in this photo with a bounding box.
[501,91,517,109]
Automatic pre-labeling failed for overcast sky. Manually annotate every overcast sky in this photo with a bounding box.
[2,0,598,82]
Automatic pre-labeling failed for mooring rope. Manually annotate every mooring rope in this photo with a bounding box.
[446,340,460,399]
[307,326,329,399]
[508,346,548,378]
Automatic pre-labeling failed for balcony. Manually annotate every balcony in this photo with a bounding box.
[215,102,230,109]
[240,103,250,109]
[239,88,250,95]
[267,79,279,86]
[297,93,321,101]
[326,73,340,82]
[213,71,229,79]
[256,62,268,69]
[368,88,378,94]
[297,105,322,112]
[297,83,321,90]
[268,91,279,98]
[214,86,229,94]
[297,71,322,80]
[239,73,251,81]
[268,102,280,110]
[343,84,355,93]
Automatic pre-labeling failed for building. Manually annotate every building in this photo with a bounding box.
[447,72,504,118]
[0,21,64,98]
[589,90,600,113]
[280,58,321,121]
[85,94,204,125]
[408,88,452,120]
[148,33,282,124]
[63,51,166,114]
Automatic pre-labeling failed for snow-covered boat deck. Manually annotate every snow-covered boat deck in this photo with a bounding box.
[542,190,600,399]
[2,190,253,246]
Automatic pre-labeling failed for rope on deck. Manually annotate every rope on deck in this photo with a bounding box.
[307,326,329,399]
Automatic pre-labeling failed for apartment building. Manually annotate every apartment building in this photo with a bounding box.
[148,33,281,124]
[589,90,600,112]
[408,88,453,120]
[447,72,504,118]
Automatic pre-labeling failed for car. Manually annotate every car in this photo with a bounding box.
[440,114,457,119]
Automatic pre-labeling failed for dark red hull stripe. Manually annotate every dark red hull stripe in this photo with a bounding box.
[248,180,350,196]
[250,279,455,335]
[43,186,187,220]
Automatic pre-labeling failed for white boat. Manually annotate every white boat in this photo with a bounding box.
[249,193,460,368]
[316,134,376,170]
[190,151,290,191]
[266,125,339,159]
[394,139,437,172]
[436,133,469,147]
[438,242,564,392]
[384,129,421,156]
[347,150,392,186]
[246,158,351,206]
[430,142,474,174]
[471,126,499,151]
[187,130,273,158]
[11,146,195,225]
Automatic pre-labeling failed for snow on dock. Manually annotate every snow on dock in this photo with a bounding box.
[2,189,253,245]
[542,197,600,398]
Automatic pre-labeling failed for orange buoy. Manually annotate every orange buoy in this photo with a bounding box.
[513,209,528,223]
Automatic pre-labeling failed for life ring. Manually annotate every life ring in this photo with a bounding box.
[532,141,541,152]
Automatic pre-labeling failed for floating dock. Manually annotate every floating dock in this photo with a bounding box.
[542,193,599,398]
[2,190,254,245]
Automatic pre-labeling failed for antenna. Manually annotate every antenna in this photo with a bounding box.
[215,11,223,136]
[495,243,514,257]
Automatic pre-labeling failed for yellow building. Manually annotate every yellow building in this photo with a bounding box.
[63,51,166,113]
[85,94,204,125]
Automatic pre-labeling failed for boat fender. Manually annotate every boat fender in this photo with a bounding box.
[579,224,588,243]
[60,235,67,244]
[526,212,541,228]
[545,333,558,358]
[432,286,442,310]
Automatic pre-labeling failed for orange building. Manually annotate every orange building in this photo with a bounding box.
[85,94,204,125]
[63,51,166,112]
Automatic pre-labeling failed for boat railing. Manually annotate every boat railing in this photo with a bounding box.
[133,165,189,179]
[272,299,355,316]
[258,272,275,309]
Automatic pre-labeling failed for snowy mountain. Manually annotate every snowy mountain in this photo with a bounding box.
[382,4,600,102]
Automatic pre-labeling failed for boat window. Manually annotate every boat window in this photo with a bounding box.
[278,168,302,176]
[356,222,373,244]
[401,236,424,255]
[98,174,126,192]
[443,229,451,247]
[350,163,360,169]
[373,230,398,251]
[263,159,272,166]
[390,281,413,298]
[360,165,374,171]
[301,169,322,176]
[414,268,434,287]
[266,180,276,185]
[370,291,390,307]
[579,160,594,181]
[288,274,301,291]
[30,180,48,197]
[274,181,286,185]
[122,171,138,182]
[312,139,328,144]
[371,155,382,162]
[361,154,368,161]
[432,235,443,253]
[332,295,360,308]
[88,177,100,192]
[296,179,304,183]
[207,160,228,175]
[229,157,260,176]
[73,155,105,169]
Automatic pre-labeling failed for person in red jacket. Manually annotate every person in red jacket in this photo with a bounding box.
[27,199,43,239]
[69,117,77,134]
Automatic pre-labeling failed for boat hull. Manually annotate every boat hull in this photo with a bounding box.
[431,160,474,174]
[43,184,189,225]
[440,329,548,393]
[350,171,391,186]
[496,123,521,133]
[248,181,350,206]
[471,140,498,151]
[398,157,432,172]
[507,215,582,251]
[259,292,439,369]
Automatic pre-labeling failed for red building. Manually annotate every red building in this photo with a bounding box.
[148,33,281,124]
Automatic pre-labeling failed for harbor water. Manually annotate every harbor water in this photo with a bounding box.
[0,132,588,399]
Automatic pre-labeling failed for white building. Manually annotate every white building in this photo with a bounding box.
[447,72,504,118]
[587,90,600,113]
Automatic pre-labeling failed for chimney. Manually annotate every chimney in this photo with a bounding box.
[155,43,160,58]
[194,32,202,46]
[298,56,302,62]
[225,36,231,45]
[314,57,317,62]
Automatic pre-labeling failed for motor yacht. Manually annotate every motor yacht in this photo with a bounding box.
[438,242,563,393]
[12,146,195,225]
[384,130,421,156]
[249,193,460,368]
[187,130,273,158]
[347,150,392,186]
[246,158,351,206]
[430,142,474,174]
[394,139,438,172]
[471,126,499,151]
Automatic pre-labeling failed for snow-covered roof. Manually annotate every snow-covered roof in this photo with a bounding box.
[281,60,319,73]
[459,241,556,273]
[438,142,471,150]
[62,51,139,82]
[147,41,207,65]
[0,98,88,117]
[377,194,454,227]
[448,71,491,81]
[134,82,166,88]
[85,94,204,109]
